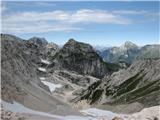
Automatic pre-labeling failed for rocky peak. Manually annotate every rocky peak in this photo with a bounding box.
[54,39,108,78]
[120,41,138,50]
[63,39,94,54]
[28,37,48,46]
[67,38,77,44]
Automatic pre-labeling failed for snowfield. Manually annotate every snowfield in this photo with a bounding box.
[40,59,51,64]
[1,100,159,120]
[41,80,62,92]
[38,67,47,72]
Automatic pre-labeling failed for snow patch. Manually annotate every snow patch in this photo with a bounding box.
[40,59,50,64]
[41,80,62,92]
[81,108,127,119]
[39,77,46,80]
[62,116,95,120]
[124,54,128,58]
[1,100,97,120]
[38,67,46,72]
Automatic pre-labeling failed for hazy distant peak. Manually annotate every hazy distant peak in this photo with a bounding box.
[120,41,138,50]
[124,41,137,47]
[93,45,111,51]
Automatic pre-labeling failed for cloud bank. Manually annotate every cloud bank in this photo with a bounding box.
[2,9,158,34]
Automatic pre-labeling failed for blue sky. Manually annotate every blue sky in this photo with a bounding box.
[1,1,159,46]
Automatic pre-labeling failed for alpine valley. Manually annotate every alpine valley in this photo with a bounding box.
[1,34,160,120]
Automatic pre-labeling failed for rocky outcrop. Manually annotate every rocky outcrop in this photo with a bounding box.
[76,59,160,113]
[52,39,109,78]
[55,70,100,87]
[25,37,59,64]
[1,108,25,120]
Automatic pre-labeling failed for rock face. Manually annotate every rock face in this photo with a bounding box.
[26,37,59,64]
[98,41,160,64]
[1,109,25,120]
[55,70,100,87]
[77,59,160,112]
[1,34,79,116]
[53,39,108,78]
[1,34,38,102]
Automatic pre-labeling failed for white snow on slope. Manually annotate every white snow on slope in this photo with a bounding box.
[39,77,46,80]
[40,59,50,64]
[81,108,127,120]
[62,116,96,120]
[41,80,62,92]
[38,67,46,72]
[1,100,95,120]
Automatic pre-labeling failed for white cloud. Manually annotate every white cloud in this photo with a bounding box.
[2,9,132,34]
[3,9,158,34]
[3,9,131,24]
[68,9,131,24]
[2,21,82,34]
[112,10,147,15]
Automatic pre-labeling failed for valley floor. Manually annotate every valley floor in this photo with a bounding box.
[1,100,160,120]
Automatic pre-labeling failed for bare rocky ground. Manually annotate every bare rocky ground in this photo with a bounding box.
[1,109,25,120]
[1,111,58,120]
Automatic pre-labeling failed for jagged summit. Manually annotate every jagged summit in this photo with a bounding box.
[28,37,48,45]
[124,41,136,46]
[63,38,94,53]
[54,39,108,78]
[64,39,79,49]
[67,38,77,43]
[120,41,138,50]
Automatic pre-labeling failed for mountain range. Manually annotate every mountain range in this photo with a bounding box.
[97,41,160,64]
[1,33,160,120]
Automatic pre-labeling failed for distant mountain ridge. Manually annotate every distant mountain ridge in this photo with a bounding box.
[97,41,160,64]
